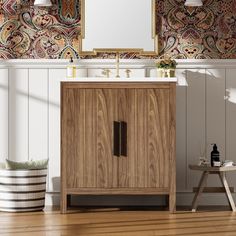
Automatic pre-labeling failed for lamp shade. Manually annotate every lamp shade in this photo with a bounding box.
[34,0,52,6]
[185,0,203,6]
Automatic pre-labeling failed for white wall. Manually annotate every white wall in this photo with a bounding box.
[1,59,236,206]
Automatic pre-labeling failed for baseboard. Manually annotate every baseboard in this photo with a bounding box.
[45,192,60,206]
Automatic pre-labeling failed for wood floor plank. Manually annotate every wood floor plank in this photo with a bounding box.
[0,208,236,236]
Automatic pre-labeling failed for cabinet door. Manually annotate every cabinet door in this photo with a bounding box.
[62,88,118,189]
[118,88,170,188]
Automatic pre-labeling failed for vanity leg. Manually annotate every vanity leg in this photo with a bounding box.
[169,192,176,213]
[61,193,67,214]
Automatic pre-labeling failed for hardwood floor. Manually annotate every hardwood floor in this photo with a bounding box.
[0,207,236,236]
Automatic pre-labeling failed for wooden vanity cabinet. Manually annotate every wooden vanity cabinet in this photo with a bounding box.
[61,82,176,213]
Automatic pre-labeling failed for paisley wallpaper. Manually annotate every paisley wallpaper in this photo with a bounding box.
[0,0,235,59]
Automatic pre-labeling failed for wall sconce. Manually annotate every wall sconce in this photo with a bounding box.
[185,0,203,6]
[34,0,52,6]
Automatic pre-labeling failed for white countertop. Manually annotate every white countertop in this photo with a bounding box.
[62,77,178,82]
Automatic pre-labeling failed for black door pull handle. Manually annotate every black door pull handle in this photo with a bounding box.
[113,121,120,156]
[113,121,127,157]
[120,121,127,156]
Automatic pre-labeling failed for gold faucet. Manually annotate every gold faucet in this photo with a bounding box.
[101,69,111,78]
[115,52,120,78]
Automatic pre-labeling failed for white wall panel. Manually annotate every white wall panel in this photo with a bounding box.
[9,69,29,161]
[76,68,88,78]
[226,69,236,189]
[149,68,156,77]
[186,69,206,190]
[29,69,48,160]
[48,69,65,192]
[0,69,8,162]
[176,69,187,191]
[206,69,226,159]
[206,69,226,187]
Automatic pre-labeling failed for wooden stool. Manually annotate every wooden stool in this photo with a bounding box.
[189,165,236,212]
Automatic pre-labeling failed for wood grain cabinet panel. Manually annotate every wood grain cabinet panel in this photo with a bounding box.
[61,83,176,213]
[118,89,170,189]
[62,88,117,189]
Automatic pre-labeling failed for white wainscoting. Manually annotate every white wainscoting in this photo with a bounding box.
[0,59,236,206]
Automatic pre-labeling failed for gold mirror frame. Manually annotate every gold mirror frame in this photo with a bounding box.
[78,0,158,56]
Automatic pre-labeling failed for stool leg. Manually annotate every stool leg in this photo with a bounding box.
[192,171,209,212]
[219,172,236,212]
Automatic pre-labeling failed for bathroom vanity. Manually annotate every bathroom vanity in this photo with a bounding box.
[60,78,176,213]
[59,0,177,213]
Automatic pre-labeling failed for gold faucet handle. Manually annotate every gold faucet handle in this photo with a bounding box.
[125,69,131,78]
[101,69,111,78]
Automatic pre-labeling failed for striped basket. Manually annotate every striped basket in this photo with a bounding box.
[0,169,47,212]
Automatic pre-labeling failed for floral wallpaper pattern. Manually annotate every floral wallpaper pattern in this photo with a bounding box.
[0,0,235,59]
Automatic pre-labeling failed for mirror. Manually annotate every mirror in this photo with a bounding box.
[79,0,158,56]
